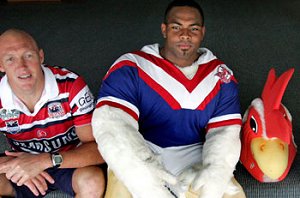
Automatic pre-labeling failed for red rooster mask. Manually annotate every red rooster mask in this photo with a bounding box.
[240,68,296,182]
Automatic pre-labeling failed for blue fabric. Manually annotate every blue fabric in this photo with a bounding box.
[11,168,75,198]
[98,47,241,148]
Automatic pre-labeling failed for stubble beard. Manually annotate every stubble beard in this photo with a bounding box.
[180,48,190,57]
[181,49,187,56]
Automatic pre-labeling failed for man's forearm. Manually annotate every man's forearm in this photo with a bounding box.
[57,142,104,169]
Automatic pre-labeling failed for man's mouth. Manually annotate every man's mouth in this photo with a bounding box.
[18,74,31,79]
[178,43,192,51]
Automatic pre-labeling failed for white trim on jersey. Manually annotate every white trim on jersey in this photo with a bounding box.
[0,112,73,132]
[208,113,242,124]
[97,96,140,117]
[141,44,217,65]
[43,65,59,99]
[54,71,78,80]
[114,49,221,109]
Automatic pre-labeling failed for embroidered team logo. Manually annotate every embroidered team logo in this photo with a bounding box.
[5,120,21,134]
[0,109,20,121]
[48,102,65,118]
[215,65,232,83]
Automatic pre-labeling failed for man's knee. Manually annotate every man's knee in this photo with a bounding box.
[72,166,106,197]
[0,174,15,197]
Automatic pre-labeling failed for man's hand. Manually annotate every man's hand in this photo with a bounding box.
[0,151,52,186]
[0,154,13,168]
[24,172,55,196]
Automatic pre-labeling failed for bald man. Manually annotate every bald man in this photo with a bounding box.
[0,29,105,198]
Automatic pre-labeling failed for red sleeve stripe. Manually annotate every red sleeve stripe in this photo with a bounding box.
[96,101,139,121]
[103,60,138,80]
[206,119,242,132]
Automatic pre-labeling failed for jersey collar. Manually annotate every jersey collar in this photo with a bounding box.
[141,43,217,65]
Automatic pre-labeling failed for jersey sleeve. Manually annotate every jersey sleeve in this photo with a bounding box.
[69,76,95,126]
[206,74,242,131]
[96,57,140,121]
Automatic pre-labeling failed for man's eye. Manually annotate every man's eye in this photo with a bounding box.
[190,27,200,32]
[171,26,180,31]
[25,53,33,59]
[5,57,14,63]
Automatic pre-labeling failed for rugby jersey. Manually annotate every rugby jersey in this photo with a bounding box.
[0,65,94,154]
[97,44,242,148]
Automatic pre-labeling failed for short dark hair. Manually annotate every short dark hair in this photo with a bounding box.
[164,0,204,25]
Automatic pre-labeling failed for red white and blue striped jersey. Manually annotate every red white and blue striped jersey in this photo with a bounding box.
[0,65,95,154]
[96,44,242,148]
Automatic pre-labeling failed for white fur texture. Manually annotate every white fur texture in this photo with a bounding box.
[179,125,241,198]
[92,106,177,198]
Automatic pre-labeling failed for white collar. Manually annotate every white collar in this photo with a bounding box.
[140,43,217,65]
[0,65,59,115]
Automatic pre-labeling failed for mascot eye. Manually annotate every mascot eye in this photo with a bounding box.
[250,116,258,133]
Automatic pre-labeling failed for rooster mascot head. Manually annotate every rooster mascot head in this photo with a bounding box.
[240,68,297,182]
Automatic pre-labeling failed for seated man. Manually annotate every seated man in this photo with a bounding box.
[0,29,105,198]
[92,0,246,198]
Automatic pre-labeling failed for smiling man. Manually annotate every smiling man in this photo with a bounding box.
[92,0,246,198]
[0,29,106,198]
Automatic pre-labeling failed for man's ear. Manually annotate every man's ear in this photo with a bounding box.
[0,65,5,73]
[161,23,167,38]
[201,26,206,37]
[0,60,5,73]
[39,49,45,64]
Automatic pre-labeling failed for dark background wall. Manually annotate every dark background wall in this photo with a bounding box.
[1,1,300,197]
[1,0,299,142]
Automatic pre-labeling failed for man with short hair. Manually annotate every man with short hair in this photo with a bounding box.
[0,29,105,198]
[92,0,246,197]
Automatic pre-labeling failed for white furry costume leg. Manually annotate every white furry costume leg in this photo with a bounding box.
[179,125,242,198]
[92,105,177,198]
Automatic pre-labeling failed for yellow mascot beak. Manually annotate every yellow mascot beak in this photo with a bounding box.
[251,137,288,180]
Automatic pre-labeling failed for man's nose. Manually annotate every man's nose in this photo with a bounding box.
[17,58,27,68]
[180,28,191,40]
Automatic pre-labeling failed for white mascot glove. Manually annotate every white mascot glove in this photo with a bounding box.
[179,125,241,198]
[92,105,177,198]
